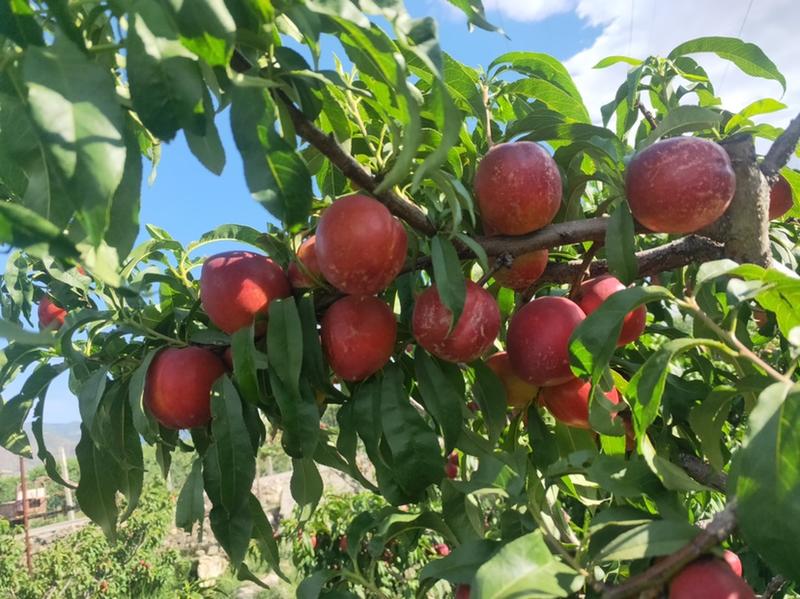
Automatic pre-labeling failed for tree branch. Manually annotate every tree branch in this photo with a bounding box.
[275,91,438,237]
[602,502,738,599]
[537,236,724,285]
[677,454,728,493]
[761,110,800,182]
[762,575,787,599]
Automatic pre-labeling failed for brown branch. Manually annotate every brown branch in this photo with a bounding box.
[762,575,787,599]
[477,252,513,287]
[568,242,602,299]
[602,502,738,599]
[537,236,724,285]
[481,81,494,148]
[761,110,800,182]
[677,454,728,493]
[635,100,658,130]
[275,91,438,237]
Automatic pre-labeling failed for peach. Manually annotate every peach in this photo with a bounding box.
[575,275,646,346]
[38,297,67,330]
[768,174,793,220]
[287,235,323,288]
[540,377,620,429]
[485,352,538,409]
[493,250,549,291]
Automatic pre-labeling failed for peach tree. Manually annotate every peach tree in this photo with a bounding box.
[1,0,800,597]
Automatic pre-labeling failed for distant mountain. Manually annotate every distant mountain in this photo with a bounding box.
[0,422,81,475]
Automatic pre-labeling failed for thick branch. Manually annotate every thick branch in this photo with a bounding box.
[476,217,618,257]
[761,111,800,181]
[602,502,738,599]
[677,454,728,493]
[537,236,724,284]
[275,91,438,237]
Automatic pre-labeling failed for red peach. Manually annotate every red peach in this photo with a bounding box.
[493,250,549,291]
[768,174,793,220]
[722,550,743,577]
[144,347,226,429]
[668,558,754,599]
[444,462,458,479]
[540,377,620,430]
[575,275,647,346]
[626,137,735,234]
[38,297,67,330]
[434,543,451,557]
[475,142,562,235]
[287,235,323,288]
[455,585,471,599]
[222,347,233,371]
[338,536,349,552]
[412,281,500,363]
[200,251,291,334]
[315,194,407,295]
[507,296,586,387]
[321,295,397,382]
[485,352,538,409]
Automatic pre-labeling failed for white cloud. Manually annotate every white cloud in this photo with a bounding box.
[564,0,800,129]
[481,0,577,23]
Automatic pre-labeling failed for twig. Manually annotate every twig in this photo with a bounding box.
[677,454,728,493]
[762,575,786,599]
[678,296,792,384]
[635,100,658,130]
[481,80,494,148]
[761,111,800,182]
[274,91,438,237]
[477,252,513,286]
[602,502,738,599]
[568,242,602,299]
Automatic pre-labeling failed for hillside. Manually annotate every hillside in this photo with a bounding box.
[0,422,81,475]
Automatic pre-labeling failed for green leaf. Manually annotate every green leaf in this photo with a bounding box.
[105,119,143,260]
[605,202,637,284]
[414,350,463,452]
[471,362,509,444]
[420,539,500,584]
[77,368,108,437]
[128,349,159,443]
[668,36,786,92]
[0,201,79,263]
[444,0,505,36]
[473,530,581,598]
[298,296,332,392]
[249,493,288,581]
[0,0,43,47]
[184,89,226,175]
[380,364,443,499]
[231,86,312,230]
[208,503,253,568]
[490,52,584,105]
[724,98,787,133]
[689,386,738,470]
[593,56,643,69]
[267,298,303,393]
[640,105,722,148]
[23,34,126,246]
[105,387,144,520]
[204,377,255,516]
[231,325,262,406]
[505,78,590,123]
[169,0,236,66]
[627,338,716,437]
[176,458,205,532]
[75,425,119,541]
[735,382,800,580]
[570,286,673,381]
[291,457,323,521]
[297,571,338,599]
[595,520,698,562]
[31,389,75,489]
[431,235,466,328]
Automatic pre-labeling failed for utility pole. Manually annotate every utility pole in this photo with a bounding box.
[19,457,33,574]
[59,447,75,521]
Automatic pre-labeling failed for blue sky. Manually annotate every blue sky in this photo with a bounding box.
[10,0,799,423]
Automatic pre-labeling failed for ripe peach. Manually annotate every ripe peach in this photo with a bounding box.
[38,297,67,330]
[768,174,793,220]
[626,137,735,234]
[455,585,471,599]
[315,194,407,295]
[200,251,291,334]
[287,236,323,289]
[507,296,585,387]
[475,142,562,235]
[222,346,233,371]
[575,275,646,346]
[321,295,397,382]
[144,347,226,429]
[444,462,458,479]
[722,550,743,577]
[412,281,500,363]
[668,558,755,599]
[540,377,620,429]
[493,250,549,291]
[485,352,538,409]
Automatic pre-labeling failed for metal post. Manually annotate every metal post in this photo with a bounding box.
[19,457,33,574]
[59,447,75,521]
